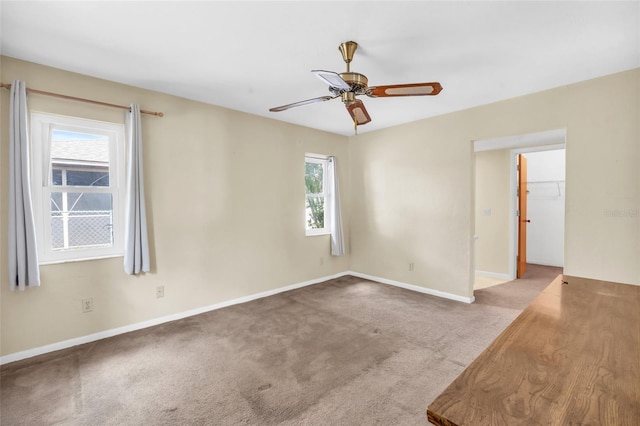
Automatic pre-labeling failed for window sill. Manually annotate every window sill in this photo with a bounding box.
[306,230,331,237]
[40,253,124,266]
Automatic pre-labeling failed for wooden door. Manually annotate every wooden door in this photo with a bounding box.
[517,154,529,278]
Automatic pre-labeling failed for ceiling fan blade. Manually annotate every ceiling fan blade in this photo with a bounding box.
[269,95,336,112]
[311,70,351,90]
[367,82,443,98]
[346,100,372,125]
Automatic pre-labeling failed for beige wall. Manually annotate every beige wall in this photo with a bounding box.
[564,72,639,283]
[474,150,511,275]
[348,116,475,296]
[2,56,639,358]
[1,57,349,356]
[348,67,639,297]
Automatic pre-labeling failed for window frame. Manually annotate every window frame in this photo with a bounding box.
[30,112,126,264]
[304,155,331,236]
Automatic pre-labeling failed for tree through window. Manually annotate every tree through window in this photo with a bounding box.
[305,156,330,235]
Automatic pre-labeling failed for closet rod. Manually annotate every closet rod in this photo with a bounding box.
[1,82,164,117]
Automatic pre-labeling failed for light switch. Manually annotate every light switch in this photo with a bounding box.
[483,208,492,216]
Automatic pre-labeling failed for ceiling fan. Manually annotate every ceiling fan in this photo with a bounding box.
[269,41,442,130]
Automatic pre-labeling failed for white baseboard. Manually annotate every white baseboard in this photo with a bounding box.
[526,260,564,268]
[348,271,475,304]
[1,270,474,365]
[475,270,512,281]
[0,271,350,366]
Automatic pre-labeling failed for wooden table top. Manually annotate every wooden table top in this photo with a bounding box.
[427,275,640,425]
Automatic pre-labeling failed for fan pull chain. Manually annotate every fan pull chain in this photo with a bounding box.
[354,117,358,135]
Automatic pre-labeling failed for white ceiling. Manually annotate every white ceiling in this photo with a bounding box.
[1,1,639,136]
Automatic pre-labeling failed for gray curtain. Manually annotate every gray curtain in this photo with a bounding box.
[328,156,345,256]
[123,104,150,274]
[8,80,41,290]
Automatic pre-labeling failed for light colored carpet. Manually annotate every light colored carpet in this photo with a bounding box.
[0,264,561,425]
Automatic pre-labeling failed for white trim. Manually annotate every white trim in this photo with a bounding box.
[525,260,564,268]
[0,270,476,365]
[305,155,331,235]
[304,152,329,160]
[475,270,511,281]
[0,272,350,365]
[38,253,123,265]
[305,229,331,237]
[473,128,566,152]
[348,271,475,304]
[474,128,567,281]
[30,112,126,263]
[508,144,566,279]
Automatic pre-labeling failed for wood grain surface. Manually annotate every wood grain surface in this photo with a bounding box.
[427,275,640,425]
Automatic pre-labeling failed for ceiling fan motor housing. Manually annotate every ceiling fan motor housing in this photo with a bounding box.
[330,72,369,100]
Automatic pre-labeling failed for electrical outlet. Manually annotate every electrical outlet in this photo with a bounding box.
[82,298,93,313]
[409,262,415,271]
[320,257,324,266]
[156,285,164,298]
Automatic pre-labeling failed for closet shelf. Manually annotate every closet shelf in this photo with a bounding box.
[527,180,564,197]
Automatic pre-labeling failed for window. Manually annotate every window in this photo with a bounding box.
[30,113,125,263]
[305,155,330,235]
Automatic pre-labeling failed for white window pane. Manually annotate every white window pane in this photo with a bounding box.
[305,162,324,195]
[51,130,109,186]
[31,112,124,263]
[50,192,113,250]
[306,195,325,229]
[67,169,109,186]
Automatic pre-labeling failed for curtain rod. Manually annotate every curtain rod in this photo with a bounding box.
[1,82,164,117]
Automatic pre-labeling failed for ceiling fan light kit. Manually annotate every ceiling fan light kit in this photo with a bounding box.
[269,41,442,132]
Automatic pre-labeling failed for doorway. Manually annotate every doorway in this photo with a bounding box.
[473,129,566,290]
[520,149,566,270]
[515,148,566,278]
